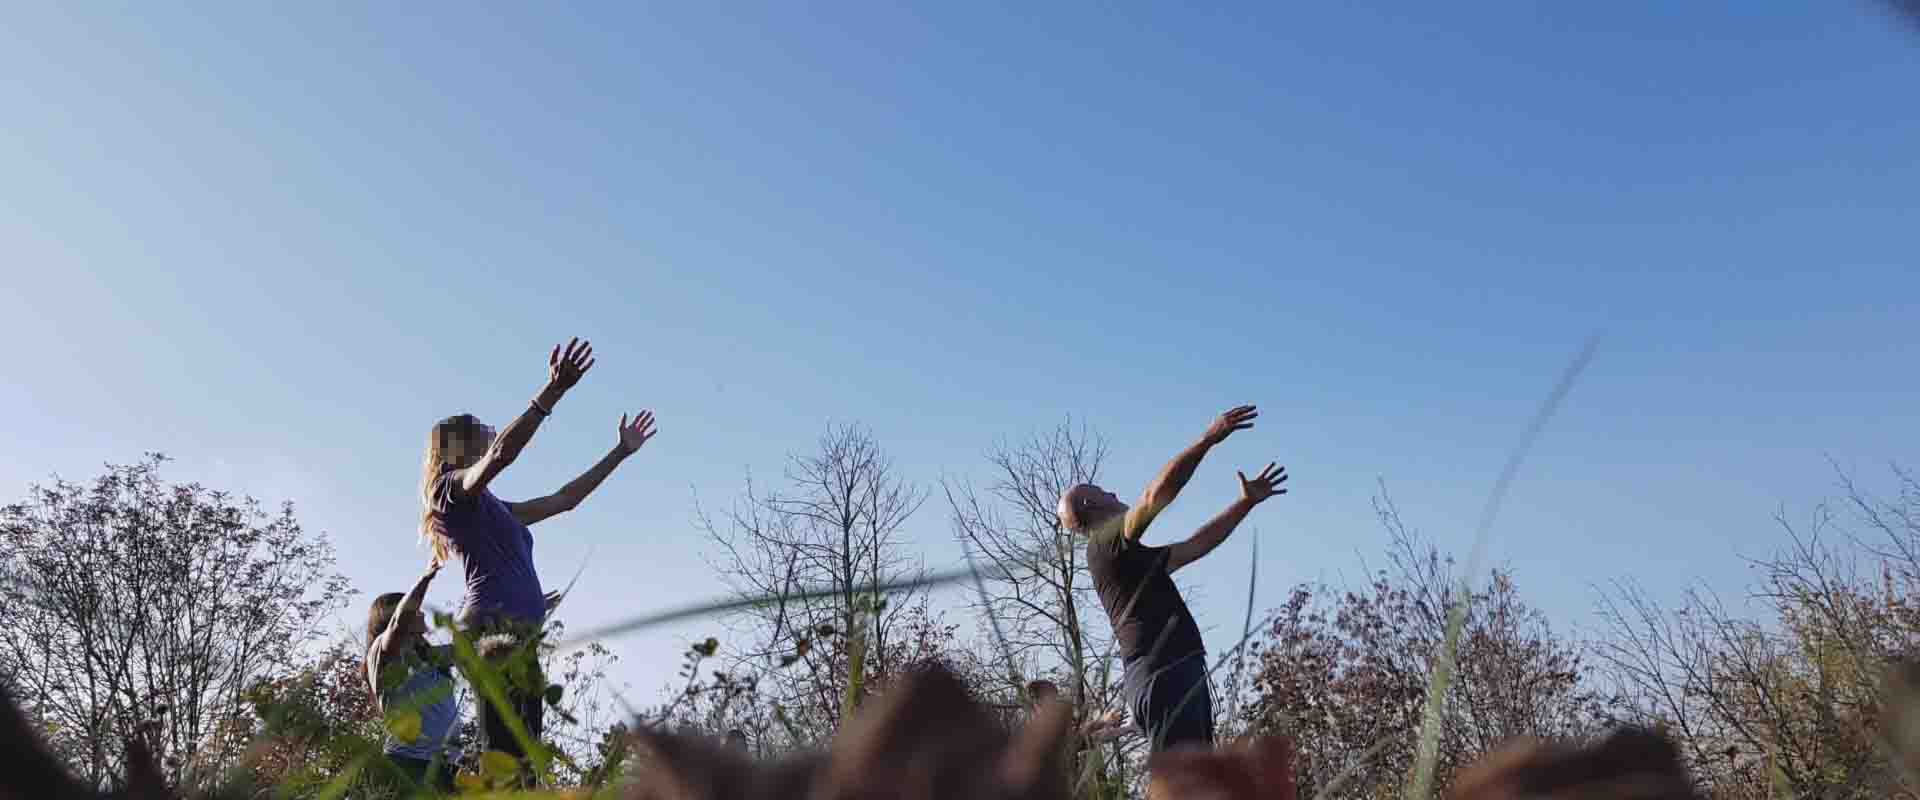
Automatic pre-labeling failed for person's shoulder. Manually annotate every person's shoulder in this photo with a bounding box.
[366,635,397,687]
[1095,533,1162,557]
[1133,541,1169,558]
[430,468,487,515]
[1084,532,1121,562]
[1136,541,1167,571]
[1118,540,1172,573]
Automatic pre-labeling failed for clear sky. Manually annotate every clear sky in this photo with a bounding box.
[3,3,1916,710]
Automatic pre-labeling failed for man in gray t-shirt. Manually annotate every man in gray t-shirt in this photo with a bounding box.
[1059,405,1287,753]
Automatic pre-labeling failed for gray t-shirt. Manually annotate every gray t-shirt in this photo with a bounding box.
[1086,534,1204,669]
[366,633,461,761]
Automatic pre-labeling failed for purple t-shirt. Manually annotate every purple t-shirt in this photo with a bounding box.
[430,469,545,626]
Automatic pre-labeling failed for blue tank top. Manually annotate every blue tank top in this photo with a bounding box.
[367,638,461,761]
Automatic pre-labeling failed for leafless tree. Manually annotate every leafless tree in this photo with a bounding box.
[1594,461,1920,799]
[944,419,1109,695]
[697,423,931,746]
[0,453,351,790]
[944,418,1146,798]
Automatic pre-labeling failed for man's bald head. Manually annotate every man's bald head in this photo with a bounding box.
[1058,484,1127,535]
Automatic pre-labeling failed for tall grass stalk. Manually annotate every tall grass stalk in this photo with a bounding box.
[1401,334,1598,800]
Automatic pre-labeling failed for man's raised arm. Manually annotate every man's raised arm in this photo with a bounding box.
[1122,405,1259,540]
[380,557,444,646]
[1167,462,1287,573]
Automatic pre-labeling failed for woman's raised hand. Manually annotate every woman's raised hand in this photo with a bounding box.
[617,410,657,454]
[548,338,595,391]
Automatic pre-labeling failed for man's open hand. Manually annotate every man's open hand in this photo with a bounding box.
[1238,462,1288,504]
[1204,405,1258,445]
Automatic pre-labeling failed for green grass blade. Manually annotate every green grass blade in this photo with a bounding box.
[445,620,550,784]
[1402,334,1597,800]
[311,749,377,800]
[550,566,976,654]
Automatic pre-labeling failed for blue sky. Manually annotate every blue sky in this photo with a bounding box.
[3,2,1916,708]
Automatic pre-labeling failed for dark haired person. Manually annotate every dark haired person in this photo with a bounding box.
[366,558,460,791]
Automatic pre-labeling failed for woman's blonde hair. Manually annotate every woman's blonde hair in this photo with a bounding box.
[419,414,486,565]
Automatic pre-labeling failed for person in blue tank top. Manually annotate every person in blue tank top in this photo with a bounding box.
[366,558,461,793]
[417,337,659,782]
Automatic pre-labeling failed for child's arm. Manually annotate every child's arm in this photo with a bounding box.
[380,558,444,645]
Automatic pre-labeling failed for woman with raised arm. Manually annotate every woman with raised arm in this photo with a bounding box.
[418,337,659,779]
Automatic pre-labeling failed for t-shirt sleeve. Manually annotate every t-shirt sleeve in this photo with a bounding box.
[1125,543,1171,574]
[427,470,477,518]
[1103,543,1168,612]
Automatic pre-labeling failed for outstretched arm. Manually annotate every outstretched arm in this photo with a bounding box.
[1167,463,1286,573]
[456,338,596,498]
[380,558,444,645]
[510,410,658,526]
[1123,405,1259,541]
